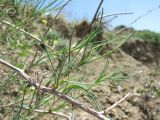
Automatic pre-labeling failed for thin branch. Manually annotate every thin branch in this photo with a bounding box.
[0,20,54,51]
[0,103,71,120]
[28,108,71,120]
[116,5,160,34]
[0,58,110,120]
[91,0,104,26]
[0,99,23,108]
[42,0,71,40]
[99,93,131,115]
[1,20,41,41]
[96,12,134,19]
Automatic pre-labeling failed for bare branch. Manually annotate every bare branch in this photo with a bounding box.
[96,12,134,19]
[116,5,160,34]
[28,108,71,120]
[0,58,110,120]
[0,20,54,51]
[0,102,71,120]
[99,93,131,115]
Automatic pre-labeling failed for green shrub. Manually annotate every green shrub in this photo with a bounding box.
[135,30,160,44]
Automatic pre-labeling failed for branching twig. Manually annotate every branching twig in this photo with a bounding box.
[99,93,131,115]
[0,58,110,120]
[0,58,132,119]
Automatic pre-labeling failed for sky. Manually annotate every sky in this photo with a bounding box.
[60,0,160,33]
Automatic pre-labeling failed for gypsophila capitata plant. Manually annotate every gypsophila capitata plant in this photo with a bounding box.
[0,0,135,120]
